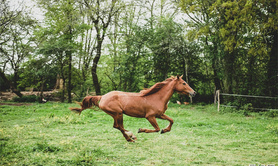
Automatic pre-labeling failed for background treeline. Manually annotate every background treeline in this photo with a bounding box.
[0,0,277,109]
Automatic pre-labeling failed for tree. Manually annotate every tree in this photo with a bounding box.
[179,0,264,93]
[0,0,36,97]
[179,0,223,92]
[2,14,36,87]
[0,0,21,49]
[82,0,124,95]
[37,0,86,102]
[19,58,57,102]
[179,0,277,107]
[260,0,278,97]
[76,16,95,97]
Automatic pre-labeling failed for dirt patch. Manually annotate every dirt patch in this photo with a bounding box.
[0,90,60,101]
[0,103,33,106]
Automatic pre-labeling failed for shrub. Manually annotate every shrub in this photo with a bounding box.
[266,109,278,118]
[13,95,38,102]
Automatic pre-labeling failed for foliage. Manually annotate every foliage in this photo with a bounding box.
[18,58,58,91]
[179,0,278,107]
[12,95,38,102]
[0,73,10,91]
[35,0,88,102]
[0,1,37,90]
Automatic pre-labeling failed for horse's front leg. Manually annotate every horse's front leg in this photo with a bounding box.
[138,116,160,133]
[159,114,173,134]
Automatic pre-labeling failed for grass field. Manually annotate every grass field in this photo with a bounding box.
[0,102,277,165]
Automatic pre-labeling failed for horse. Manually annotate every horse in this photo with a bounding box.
[70,75,196,142]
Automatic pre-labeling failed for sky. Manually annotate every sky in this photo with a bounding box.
[9,0,186,25]
[9,0,44,21]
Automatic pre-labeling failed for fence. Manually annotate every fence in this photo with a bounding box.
[215,90,278,112]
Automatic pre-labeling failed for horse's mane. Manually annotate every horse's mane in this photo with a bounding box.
[140,77,174,96]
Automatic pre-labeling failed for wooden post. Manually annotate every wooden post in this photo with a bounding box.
[214,89,217,105]
[86,87,90,96]
[217,90,220,112]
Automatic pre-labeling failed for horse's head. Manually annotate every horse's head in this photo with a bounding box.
[174,75,196,97]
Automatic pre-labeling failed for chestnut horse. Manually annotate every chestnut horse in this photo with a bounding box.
[70,75,196,142]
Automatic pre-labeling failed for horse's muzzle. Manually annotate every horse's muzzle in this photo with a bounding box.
[190,91,196,97]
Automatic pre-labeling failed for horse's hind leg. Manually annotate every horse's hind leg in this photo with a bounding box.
[112,113,136,142]
[159,114,173,134]
[118,116,137,141]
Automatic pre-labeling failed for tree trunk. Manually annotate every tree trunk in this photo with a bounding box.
[39,80,44,103]
[0,70,23,97]
[210,37,222,91]
[92,42,102,95]
[62,79,65,103]
[224,48,236,94]
[212,61,221,91]
[267,30,278,96]
[13,68,19,88]
[60,67,65,103]
[67,50,72,103]
[84,0,119,95]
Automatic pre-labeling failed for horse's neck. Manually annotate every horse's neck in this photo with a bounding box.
[148,81,175,105]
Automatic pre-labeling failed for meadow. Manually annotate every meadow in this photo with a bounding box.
[0,102,277,165]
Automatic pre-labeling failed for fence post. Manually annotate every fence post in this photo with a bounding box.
[214,90,217,105]
[217,90,220,112]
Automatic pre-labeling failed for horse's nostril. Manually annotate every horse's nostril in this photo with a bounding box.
[191,91,196,97]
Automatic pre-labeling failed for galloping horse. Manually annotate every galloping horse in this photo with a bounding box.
[70,75,196,142]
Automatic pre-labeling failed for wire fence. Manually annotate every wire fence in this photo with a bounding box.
[215,90,278,112]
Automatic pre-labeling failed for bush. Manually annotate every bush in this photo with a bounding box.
[13,95,38,102]
[266,109,278,118]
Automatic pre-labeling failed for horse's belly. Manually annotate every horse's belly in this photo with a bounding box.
[123,107,146,118]
[120,96,150,117]
[99,91,147,118]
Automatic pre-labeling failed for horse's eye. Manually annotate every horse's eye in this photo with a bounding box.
[183,83,186,85]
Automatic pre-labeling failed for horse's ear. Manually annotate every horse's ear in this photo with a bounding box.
[176,75,183,79]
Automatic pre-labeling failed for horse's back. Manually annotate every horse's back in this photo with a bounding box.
[101,91,140,100]
[99,91,147,117]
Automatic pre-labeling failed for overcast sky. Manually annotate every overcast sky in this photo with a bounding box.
[9,0,44,21]
[9,0,186,25]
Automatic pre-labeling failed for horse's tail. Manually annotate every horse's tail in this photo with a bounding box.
[69,96,102,115]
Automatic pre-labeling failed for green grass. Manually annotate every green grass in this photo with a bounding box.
[0,102,277,165]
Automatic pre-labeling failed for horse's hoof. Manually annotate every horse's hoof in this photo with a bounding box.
[138,128,142,133]
[128,139,135,143]
[161,129,165,134]
[125,131,137,141]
